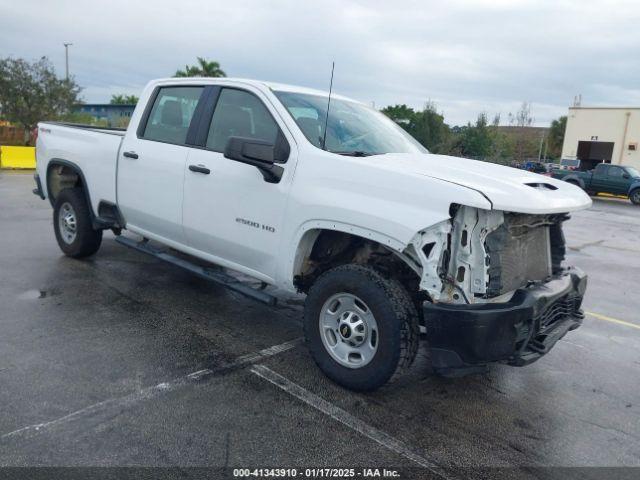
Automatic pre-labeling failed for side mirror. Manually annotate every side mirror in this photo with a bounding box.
[623,173,630,179]
[224,133,289,183]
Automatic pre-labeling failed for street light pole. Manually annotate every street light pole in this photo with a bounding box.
[63,42,73,80]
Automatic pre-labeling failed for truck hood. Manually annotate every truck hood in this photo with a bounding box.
[373,153,592,214]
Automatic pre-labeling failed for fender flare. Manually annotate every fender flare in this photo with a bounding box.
[286,220,408,288]
[46,158,96,218]
[627,181,640,196]
[561,174,585,189]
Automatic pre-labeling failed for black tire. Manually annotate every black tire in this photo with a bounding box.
[630,188,640,205]
[53,187,102,258]
[303,264,419,392]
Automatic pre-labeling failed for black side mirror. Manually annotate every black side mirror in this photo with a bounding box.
[224,133,289,183]
[623,173,630,179]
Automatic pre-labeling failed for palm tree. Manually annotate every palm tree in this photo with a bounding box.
[110,94,139,105]
[174,57,226,78]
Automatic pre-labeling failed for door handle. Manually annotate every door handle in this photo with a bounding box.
[123,151,138,159]
[189,164,210,175]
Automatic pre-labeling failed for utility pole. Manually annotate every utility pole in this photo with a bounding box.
[63,42,73,80]
[538,133,545,161]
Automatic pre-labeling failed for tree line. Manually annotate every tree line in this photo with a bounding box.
[0,55,565,160]
[382,102,565,162]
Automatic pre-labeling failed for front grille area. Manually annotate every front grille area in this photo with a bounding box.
[515,294,583,356]
[537,294,583,331]
[485,214,557,297]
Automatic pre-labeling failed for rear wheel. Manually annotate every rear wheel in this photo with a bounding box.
[303,264,419,391]
[53,188,102,258]
[631,188,640,205]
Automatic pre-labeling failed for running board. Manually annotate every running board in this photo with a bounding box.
[115,236,277,306]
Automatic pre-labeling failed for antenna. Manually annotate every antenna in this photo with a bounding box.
[321,62,335,150]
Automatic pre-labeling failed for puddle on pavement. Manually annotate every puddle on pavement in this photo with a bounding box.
[18,289,47,300]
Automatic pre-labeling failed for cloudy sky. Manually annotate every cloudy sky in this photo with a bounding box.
[1,0,639,126]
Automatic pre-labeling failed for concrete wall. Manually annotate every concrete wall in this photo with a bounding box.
[561,107,640,169]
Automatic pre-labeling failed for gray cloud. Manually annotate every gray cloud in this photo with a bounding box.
[1,0,639,125]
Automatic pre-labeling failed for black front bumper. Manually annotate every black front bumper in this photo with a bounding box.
[424,268,587,376]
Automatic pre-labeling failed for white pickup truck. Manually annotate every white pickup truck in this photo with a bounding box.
[34,78,591,391]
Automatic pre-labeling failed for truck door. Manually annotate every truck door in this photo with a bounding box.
[589,163,610,193]
[182,86,296,283]
[117,86,205,244]
[606,166,630,195]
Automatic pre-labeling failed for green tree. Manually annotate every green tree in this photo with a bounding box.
[174,57,226,78]
[380,104,415,124]
[381,102,450,153]
[547,115,567,160]
[456,113,494,159]
[0,56,81,143]
[412,102,450,153]
[110,94,139,105]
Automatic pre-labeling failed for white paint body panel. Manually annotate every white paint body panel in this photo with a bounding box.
[36,77,592,294]
[35,125,123,214]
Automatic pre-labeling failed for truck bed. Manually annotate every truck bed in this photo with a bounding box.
[36,121,125,214]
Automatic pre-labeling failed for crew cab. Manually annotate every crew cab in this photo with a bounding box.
[552,163,640,204]
[33,78,591,391]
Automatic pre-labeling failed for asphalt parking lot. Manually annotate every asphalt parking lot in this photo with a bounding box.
[1,171,639,479]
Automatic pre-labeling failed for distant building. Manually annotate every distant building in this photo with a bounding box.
[561,107,640,170]
[73,104,136,127]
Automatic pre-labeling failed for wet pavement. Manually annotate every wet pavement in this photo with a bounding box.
[0,171,639,479]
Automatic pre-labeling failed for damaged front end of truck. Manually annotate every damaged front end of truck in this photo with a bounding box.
[404,205,587,376]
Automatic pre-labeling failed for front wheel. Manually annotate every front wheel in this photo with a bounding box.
[53,187,102,258]
[630,188,640,205]
[303,264,419,391]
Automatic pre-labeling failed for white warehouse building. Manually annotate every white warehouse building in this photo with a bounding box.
[561,107,640,171]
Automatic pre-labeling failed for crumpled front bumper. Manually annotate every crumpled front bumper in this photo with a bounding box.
[423,267,587,376]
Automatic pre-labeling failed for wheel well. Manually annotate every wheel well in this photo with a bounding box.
[46,163,84,206]
[293,229,421,299]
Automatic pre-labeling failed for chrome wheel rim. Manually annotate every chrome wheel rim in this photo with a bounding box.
[58,202,77,244]
[319,293,378,369]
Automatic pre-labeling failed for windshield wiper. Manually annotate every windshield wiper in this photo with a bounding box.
[332,151,378,157]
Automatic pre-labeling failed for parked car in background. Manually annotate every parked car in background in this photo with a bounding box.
[522,161,547,173]
[552,163,640,204]
[559,158,581,171]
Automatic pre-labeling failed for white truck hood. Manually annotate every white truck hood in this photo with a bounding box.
[374,153,592,214]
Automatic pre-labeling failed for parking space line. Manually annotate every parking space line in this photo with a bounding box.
[250,364,453,479]
[586,311,640,330]
[1,338,302,441]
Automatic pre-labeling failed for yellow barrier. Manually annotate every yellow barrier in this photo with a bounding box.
[0,146,36,169]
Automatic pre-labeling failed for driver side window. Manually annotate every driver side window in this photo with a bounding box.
[608,166,623,177]
[206,88,279,152]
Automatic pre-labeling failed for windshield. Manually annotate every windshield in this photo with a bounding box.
[274,91,427,156]
[626,167,640,177]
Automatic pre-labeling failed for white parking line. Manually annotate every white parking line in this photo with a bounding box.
[251,364,454,479]
[1,338,302,441]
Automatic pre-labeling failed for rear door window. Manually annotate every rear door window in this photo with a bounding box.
[206,88,279,152]
[142,86,204,145]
